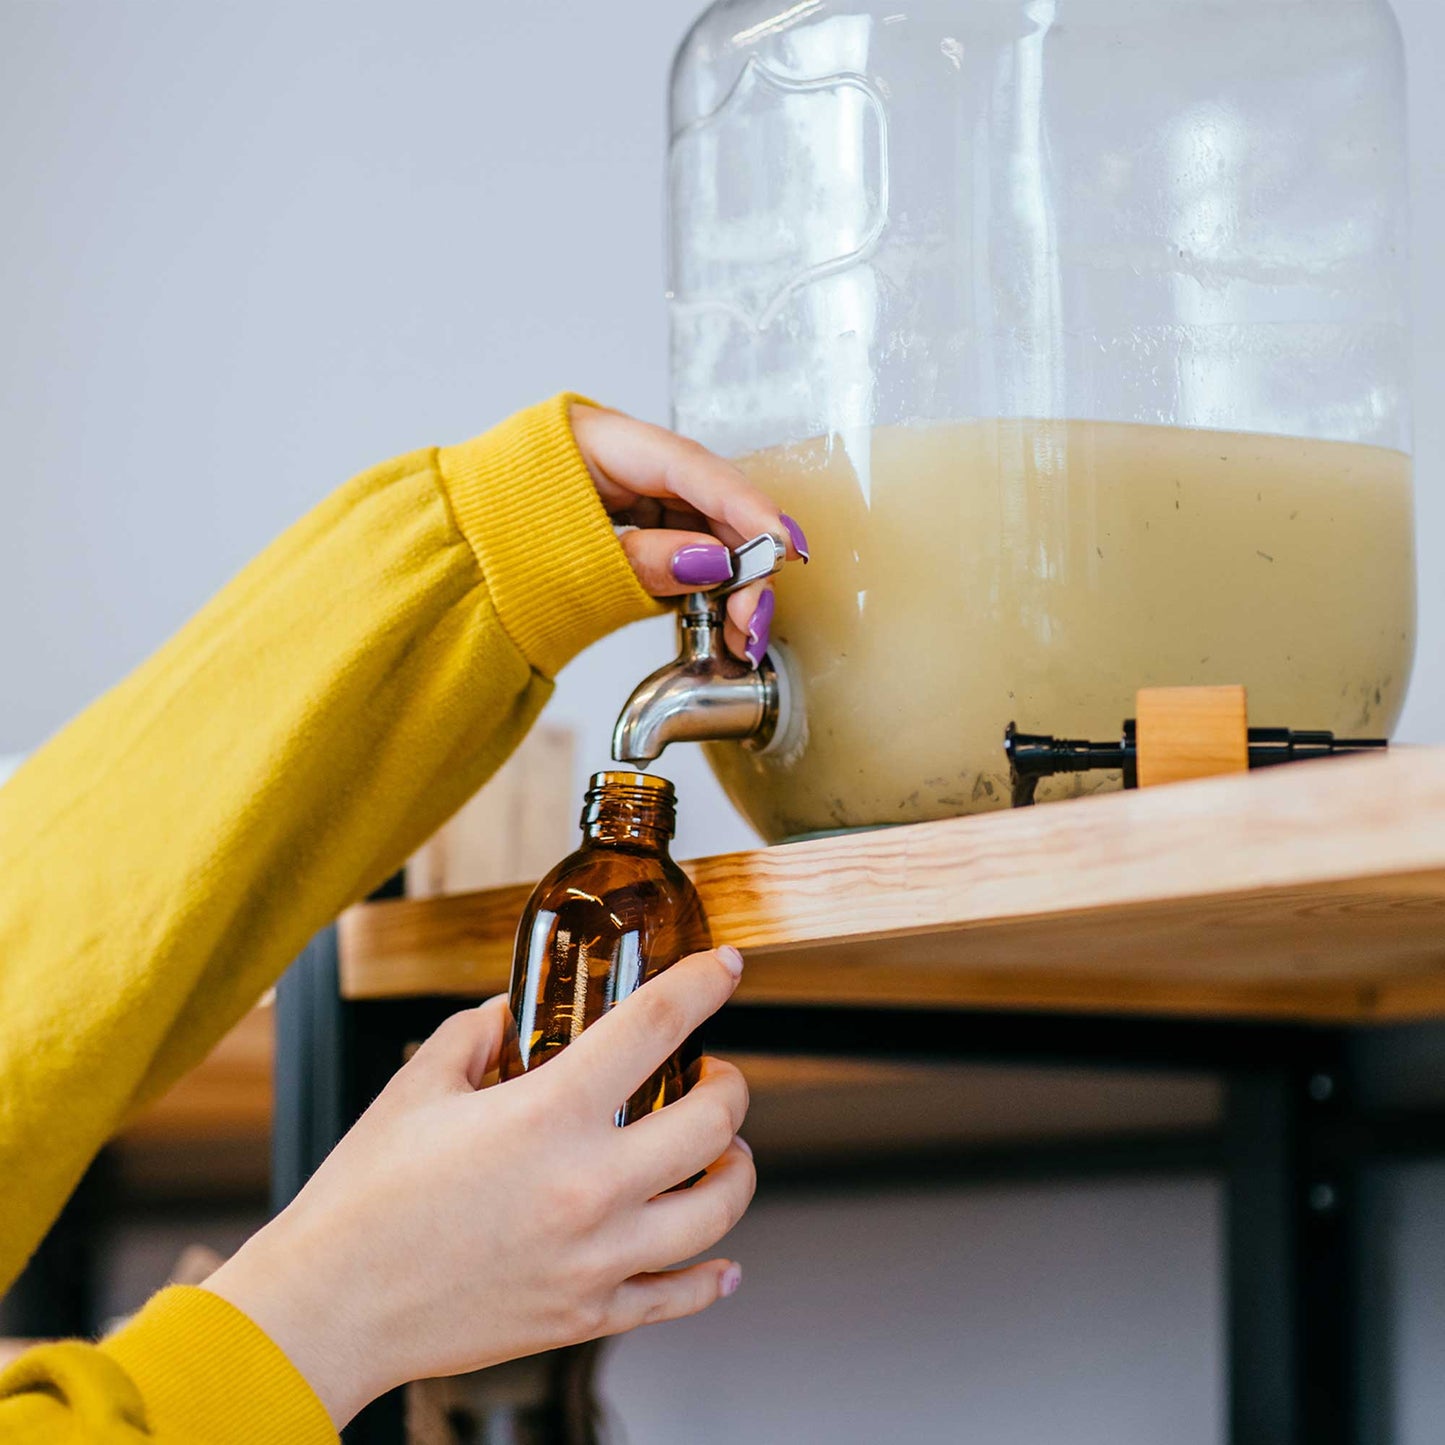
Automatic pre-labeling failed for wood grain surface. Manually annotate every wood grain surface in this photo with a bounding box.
[340,748,1445,1022]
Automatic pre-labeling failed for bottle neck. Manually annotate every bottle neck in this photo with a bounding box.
[579,773,677,853]
[581,808,674,852]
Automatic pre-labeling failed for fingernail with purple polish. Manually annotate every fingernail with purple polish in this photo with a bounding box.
[745,589,775,669]
[671,544,734,588]
[720,1264,743,1298]
[780,513,811,563]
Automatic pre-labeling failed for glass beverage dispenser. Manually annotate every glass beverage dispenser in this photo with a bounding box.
[668,0,1415,842]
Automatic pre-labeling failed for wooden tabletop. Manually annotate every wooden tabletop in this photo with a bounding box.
[339,748,1445,1023]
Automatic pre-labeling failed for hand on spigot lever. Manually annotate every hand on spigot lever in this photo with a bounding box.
[571,402,810,665]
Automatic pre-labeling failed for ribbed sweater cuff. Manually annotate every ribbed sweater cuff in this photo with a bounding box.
[102,1286,338,1445]
[438,393,665,678]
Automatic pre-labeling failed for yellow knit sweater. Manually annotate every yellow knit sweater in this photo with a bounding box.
[0,395,663,1441]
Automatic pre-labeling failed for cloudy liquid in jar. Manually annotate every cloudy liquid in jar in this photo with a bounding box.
[706,418,1415,842]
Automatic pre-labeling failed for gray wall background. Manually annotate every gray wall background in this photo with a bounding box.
[2,3,1442,1441]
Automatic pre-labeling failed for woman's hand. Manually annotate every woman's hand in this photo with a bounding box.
[204,948,754,1429]
[571,403,810,666]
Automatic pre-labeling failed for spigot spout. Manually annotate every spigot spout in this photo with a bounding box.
[610,531,794,767]
[611,590,781,765]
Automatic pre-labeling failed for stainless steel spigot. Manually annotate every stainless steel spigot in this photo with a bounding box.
[612,533,790,766]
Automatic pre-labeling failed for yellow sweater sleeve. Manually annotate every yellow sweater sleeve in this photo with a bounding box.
[0,1288,336,1443]
[0,394,663,1438]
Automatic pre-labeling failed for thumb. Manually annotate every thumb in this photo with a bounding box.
[405,995,513,1092]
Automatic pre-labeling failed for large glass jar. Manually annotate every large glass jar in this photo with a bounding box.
[669,0,1415,842]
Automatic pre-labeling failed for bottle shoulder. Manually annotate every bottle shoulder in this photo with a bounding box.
[526,844,701,905]
[518,843,709,952]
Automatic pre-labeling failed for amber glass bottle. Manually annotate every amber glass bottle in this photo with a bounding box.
[499,771,710,1123]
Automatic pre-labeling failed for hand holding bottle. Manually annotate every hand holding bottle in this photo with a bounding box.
[204,946,754,1429]
[570,402,810,665]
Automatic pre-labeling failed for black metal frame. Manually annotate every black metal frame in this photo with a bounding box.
[0,1154,112,1340]
[267,931,1445,1445]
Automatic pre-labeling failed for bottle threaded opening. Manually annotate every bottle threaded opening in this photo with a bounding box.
[581,770,677,840]
[587,770,675,798]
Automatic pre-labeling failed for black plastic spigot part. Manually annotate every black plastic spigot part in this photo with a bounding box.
[1003,720,1386,807]
[1240,728,1388,768]
[1004,722,1136,807]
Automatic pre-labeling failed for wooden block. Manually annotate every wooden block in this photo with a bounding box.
[1135,684,1249,789]
[408,723,575,897]
[339,748,1445,1023]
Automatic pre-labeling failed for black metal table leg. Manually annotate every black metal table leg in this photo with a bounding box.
[1224,1033,1362,1445]
[1298,1046,1363,1445]
[0,1153,110,1339]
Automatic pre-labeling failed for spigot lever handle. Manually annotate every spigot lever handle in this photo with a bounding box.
[712,532,788,597]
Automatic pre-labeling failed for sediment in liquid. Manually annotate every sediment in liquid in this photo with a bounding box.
[707,419,1416,842]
